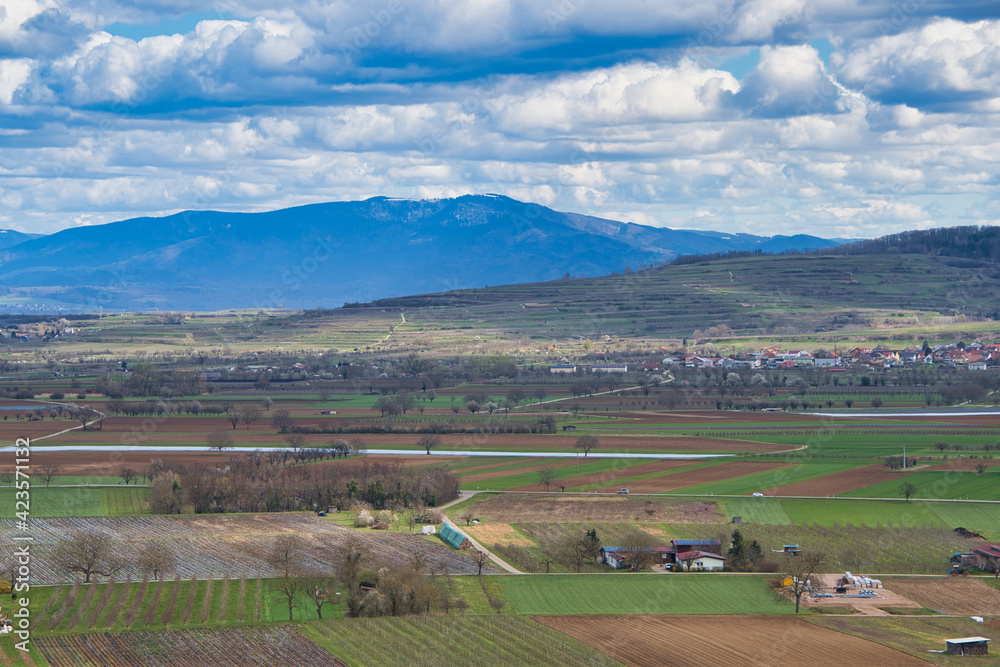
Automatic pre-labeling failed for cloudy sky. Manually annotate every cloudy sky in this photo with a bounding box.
[0,0,998,237]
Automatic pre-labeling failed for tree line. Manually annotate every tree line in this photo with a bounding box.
[148,457,459,514]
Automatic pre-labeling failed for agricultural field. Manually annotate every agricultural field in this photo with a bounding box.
[36,627,341,666]
[842,470,1000,501]
[0,305,997,664]
[0,488,106,518]
[301,615,621,667]
[537,615,927,667]
[499,574,794,615]
[809,616,1000,666]
[880,577,1000,616]
[4,514,496,584]
[452,493,724,524]
[32,576,277,634]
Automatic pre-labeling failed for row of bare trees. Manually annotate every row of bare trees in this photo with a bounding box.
[39,534,177,584]
[146,457,459,515]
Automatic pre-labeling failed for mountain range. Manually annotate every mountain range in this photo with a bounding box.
[0,195,843,311]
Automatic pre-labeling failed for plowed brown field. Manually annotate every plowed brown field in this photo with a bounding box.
[593,461,791,494]
[462,458,579,484]
[882,577,1000,615]
[766,465,909,496]
[29,451,461,476]
[514,459,699,491]
[536,615,927,667]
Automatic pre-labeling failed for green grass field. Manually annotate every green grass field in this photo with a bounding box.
[843,471,1000,501]
[724,497,792,525]
[499,574,794,615]
[0,487,105,518]
[780,498,945,527]
[25,576,333,635]
[0,487,149,518]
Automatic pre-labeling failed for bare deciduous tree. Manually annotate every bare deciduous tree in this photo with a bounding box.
[137,543,176,580]
[538,466,558,491]
[207,431,234,451]
[267,535,306,621]
[239,407,260,430]
[38,460,63,487]
[53,533,127,583]
[574,435,599,457]
[472,550,490,576]
[620,527,659,572]
[418,434,440,456]
[782,551,825,613]
[899,481,917,502]
[300,574,338,619]
[271,409,293,434]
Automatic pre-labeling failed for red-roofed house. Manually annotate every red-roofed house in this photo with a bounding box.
[974,545,1000,572]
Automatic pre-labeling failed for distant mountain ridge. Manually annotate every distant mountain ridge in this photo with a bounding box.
[0,230,40,250]
[0,195,843,311]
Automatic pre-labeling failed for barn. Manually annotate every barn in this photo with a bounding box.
[973,545,1000,572]
[945,637,990,656]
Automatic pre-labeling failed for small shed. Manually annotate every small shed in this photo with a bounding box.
[945,637,990,656]
[421,525,436,535]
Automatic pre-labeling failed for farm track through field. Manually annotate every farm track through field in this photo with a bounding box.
[536,615,928,667]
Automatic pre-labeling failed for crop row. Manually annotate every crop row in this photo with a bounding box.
[0,512,345,542]
[37,627,341,666]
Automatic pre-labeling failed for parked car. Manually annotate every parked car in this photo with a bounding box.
[617,488,629,495]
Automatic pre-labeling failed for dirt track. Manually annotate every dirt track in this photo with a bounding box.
[536,615,927,667]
